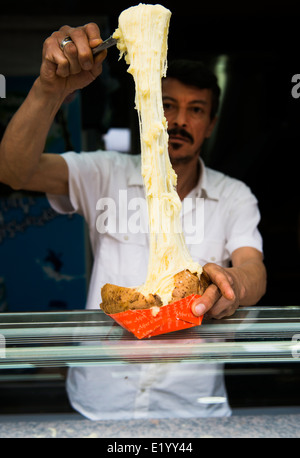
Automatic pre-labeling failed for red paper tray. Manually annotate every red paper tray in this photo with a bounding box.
[106,294,203,339]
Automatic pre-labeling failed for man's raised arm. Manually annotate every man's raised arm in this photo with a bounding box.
[0,23,106,195]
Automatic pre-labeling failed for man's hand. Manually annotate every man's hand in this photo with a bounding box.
[191,247,267,319]
[40,23,107,97]
[0,22,108,193]
[192,263,240,319]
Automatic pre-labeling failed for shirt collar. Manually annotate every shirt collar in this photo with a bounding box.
[196,158,220,201]
[127,155,220,202]
[127,156,144,187]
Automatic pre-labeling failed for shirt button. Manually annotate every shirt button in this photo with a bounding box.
[210,256,216,261]
[124,235,129,241]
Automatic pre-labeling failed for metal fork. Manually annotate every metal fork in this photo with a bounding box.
[92,36,118,56]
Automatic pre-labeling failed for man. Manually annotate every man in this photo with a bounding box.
[0,23,266,419]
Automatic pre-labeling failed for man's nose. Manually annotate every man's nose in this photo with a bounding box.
[173,107,188,127]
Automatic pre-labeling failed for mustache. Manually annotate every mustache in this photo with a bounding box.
[168,127,194,144]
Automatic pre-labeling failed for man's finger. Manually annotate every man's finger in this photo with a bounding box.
[63,27,93,71]
[84,22,102,47]
[203,264,235,301]
[71,24,106,70]
[85,23,109,68]
[191,283,221,316]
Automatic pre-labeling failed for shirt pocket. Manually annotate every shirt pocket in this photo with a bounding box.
[98,229,149,287]
[188,239,230,268]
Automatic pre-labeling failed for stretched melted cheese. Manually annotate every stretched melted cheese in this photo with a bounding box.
[113,4,202,304]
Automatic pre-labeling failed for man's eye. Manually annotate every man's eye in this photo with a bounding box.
[163,103,174,111]
[192,107,203,114]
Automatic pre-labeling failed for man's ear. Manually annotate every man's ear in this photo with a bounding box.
[206,115,218,138]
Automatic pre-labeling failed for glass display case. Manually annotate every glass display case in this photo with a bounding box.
[0,305,299,438]
[0,306,300,367]
[0,305,300,438]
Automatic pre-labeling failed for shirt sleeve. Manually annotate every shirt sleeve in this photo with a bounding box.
[47,151,113,223]
[224,180,263,255]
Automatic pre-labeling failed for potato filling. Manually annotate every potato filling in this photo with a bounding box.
[109,4,202,306]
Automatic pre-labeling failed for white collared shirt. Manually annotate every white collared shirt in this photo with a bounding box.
[48,150,263,420]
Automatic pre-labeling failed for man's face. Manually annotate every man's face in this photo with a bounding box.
[162,77,217,165]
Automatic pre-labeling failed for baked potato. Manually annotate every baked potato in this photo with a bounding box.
[100,269,211,314]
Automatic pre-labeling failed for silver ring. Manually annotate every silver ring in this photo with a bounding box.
[60,36,73,51]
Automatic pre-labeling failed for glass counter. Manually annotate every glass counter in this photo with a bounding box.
[0,305,300,421]
[0,306,299,368]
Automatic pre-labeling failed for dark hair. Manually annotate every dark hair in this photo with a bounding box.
[165,59,220,120]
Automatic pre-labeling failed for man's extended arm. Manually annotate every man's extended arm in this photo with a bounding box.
[0,23,106,195]
[192,246,267,319]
